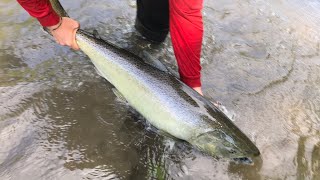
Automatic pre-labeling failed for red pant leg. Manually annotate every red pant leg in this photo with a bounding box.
[169,0,204,88]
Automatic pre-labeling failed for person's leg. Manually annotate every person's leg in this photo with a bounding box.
[135,0,169,43]
[169,0,204,95]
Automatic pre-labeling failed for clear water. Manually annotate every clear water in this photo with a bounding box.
[0,0,319,179]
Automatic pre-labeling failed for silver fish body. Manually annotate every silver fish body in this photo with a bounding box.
[48,0,260,159]
[75,30,260,159]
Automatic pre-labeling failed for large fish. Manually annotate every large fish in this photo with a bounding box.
[49,0,260,160]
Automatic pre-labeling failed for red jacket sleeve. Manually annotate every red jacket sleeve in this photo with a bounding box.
[169,0,204,88]
[17,0,60,27]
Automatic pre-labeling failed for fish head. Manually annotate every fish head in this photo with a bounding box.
[190,129,260,159]
[185,99,261,160]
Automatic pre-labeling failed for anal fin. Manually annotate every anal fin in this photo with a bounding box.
[112,88,127,102]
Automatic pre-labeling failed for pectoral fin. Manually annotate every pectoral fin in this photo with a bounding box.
[157,129,180,141]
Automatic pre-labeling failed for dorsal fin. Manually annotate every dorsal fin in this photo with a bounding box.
[140,51,168,72]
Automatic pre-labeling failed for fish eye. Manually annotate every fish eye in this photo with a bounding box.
[228,149,236,154]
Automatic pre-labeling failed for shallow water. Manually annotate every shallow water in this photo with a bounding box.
[1,0,320,179]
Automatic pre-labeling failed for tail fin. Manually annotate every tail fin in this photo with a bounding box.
[49,0,69,17]
[43,0,69,34]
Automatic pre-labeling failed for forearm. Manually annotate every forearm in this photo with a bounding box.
[169,0,204,88]
[17,0,60,26]
[16,0,79,50]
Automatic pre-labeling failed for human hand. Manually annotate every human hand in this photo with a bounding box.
[47,17,80,50]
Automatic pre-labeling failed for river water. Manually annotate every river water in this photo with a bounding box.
[0,0,319,179]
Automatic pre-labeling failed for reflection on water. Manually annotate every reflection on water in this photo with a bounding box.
[1,0,320,179]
